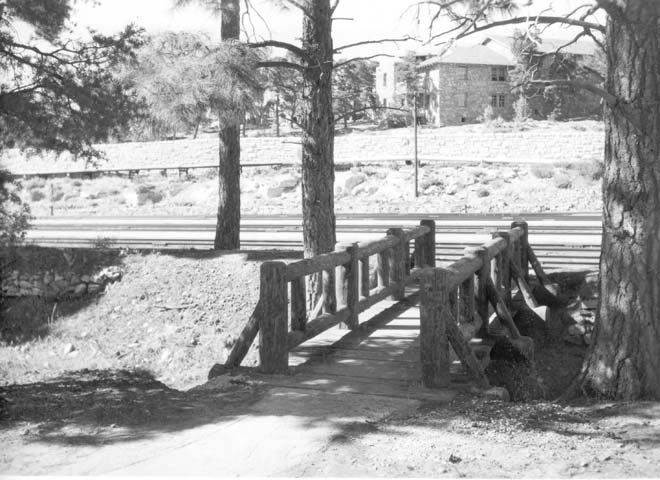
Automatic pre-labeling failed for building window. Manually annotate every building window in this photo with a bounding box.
[459,65,468,80]
[383,98,387,108]
[491,66,507,81]
[463,92,468,108]
[491,94,506,108]
[383,72,387,87]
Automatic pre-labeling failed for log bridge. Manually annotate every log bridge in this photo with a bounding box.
[223,220,555,391]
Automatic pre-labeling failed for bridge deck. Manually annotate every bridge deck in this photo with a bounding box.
[255,288,459,402]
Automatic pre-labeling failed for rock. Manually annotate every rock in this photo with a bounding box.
[43,272,54,285]
[584,332,593,345]
[160,349,171,363]
[564,334,584,346]
[74,283,87,296]
[568,324,586,336]
[87,283,102,294]
[81,275,92,283]
[18,280,32,289]
[62,343,76,355]
[345,173,367,191]
[480,386,511,402]
[267,186,284,198]
[278,177,299,192]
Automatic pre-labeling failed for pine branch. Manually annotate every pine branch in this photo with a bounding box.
[249,40,310,61]
[257,60,306,72]
[334,54,393,70]
[334,36,417,54]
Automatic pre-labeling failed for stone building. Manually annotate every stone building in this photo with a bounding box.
[375,35,599,126]
[375,45,515,126]
[418,45,516,126]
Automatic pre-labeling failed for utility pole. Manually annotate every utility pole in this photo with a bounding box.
[413,92,419,198]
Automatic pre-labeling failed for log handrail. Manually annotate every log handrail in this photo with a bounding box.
[419,221,557,389]
[224,220,436,371]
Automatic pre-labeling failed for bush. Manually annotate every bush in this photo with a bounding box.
[554,173,573,189]
[30,188,46,202]
[476,187,490,197]
[530,165,554,179]
[578,161,604,181]
[0,170,31,247]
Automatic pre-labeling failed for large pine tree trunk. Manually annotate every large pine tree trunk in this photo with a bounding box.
[214,0,241,250]
[577,1,660,400]
[300,0,336,311]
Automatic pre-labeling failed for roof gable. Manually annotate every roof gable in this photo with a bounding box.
[419,45,516,69]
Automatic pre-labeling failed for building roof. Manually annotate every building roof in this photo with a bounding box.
[418,45,516,69]
[482,35,597,56]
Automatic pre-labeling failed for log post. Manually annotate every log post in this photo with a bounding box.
[404,240,411,275]
[322,268,336,315]
[360,257,370,298]
[387,228,406,301]
[466,246,489,338]
[420,267,450,388]
[493,232,512,309]
[421,219,436,267]
[485,277,522,340]
[458,273,476,325]
[336,242,359,329]
[377,248,390,289]
[290,276,306,331]
[512,221,529,282]
[258,261,289,373]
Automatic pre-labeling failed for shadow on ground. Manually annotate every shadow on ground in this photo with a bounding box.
[0,368,264,446]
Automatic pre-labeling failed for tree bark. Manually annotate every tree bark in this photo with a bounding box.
[214,0,241,250]
[576,0,660,400]
[300,0,336,310]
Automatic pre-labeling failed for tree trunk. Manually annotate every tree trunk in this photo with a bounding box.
[576,1,660,400]
[214,0,241,250]
[300,0,336,311]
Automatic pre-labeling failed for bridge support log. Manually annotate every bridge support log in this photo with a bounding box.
[259,262,289,374]
[420,268,450,388]
[485,277,522,340]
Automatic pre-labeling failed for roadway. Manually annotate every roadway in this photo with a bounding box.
[25,212,602,271]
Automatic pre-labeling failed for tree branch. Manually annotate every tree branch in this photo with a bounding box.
[334,36,417,54]
[249,40,310,61]
[257,60,306,72]
[432,15,604,43]
[334,54,393,70]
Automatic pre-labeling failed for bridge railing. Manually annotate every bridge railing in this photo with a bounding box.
[224,220,436,372]
[419,221,550,389]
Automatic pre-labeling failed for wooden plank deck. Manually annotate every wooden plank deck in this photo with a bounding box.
[254,288,464,402]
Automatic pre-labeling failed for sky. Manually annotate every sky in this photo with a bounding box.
[72,0,595,57]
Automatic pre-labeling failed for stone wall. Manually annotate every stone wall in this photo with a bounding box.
[2,122,604,174]
[1,247,123,300]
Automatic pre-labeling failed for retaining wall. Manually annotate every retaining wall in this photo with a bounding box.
[2,123,604,175]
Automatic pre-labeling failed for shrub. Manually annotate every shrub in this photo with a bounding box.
[30,188,46,202]
[476,187,490,197]
[554,173,573,189]
[479,105,495,124]
[578,161,604,181]
[0,170,31,247]
[530,165,554,179]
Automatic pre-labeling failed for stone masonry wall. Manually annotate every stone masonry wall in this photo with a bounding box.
[2,123,604,175]
[1,247,123,300]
